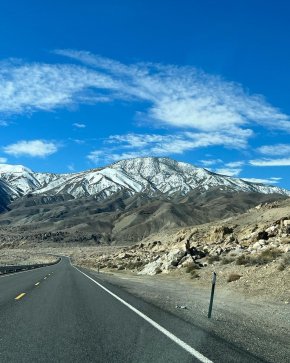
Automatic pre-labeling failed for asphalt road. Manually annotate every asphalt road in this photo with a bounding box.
[0,257,269,363]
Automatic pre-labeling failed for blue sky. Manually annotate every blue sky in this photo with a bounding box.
[0,0,290,188]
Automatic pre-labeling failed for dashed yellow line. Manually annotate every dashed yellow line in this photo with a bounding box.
[15,293,26,300]
[35,282,40,286]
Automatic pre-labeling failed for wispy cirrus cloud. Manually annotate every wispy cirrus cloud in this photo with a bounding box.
[225,161,245,168]
[88,130,252,165]
[215,168,242,177]
[73,122,86,128]
[0,157,7,163]
[1,50,290,149]
[199,159,223,166]
[250,158,290,166]
[0,61,118,115]
[55,49,290,132]
[241,177,281,184]
[3,140,58,157]
[257,144,290,156]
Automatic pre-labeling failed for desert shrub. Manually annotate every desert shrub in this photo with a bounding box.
[236,248,283,266]
[207,255,220,264]
[251,248,282,265]
[221,256,235,265]
[126,261,145,270]
[236,254,247,265]
[277,253,290,271]
[190,270,200,279]
[227,273,242,282]
[185,264,200,273]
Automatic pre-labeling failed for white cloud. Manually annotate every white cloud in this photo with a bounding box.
[250,158,290,166]
[87,150,105,164]
[102,131,250,161]
[257,144,290,156]
[225,161,245,168]
[0,120,8,126]
[0,61,118,115]
[3,140,58,157]
[71,139,86,144]
[73,123,86,128]
[199,159,223,166]
[215,168,242,177]
[0,157,7,163]
[241,177,280,184]
[67,163,75,171]
[1,50,289,154]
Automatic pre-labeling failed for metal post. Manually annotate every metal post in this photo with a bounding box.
[97,264,100,274]
[208,272,216,319]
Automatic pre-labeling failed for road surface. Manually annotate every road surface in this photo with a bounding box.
[0,257,268,362]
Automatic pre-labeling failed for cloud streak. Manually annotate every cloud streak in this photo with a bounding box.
[250,158,290,166]
[0,50,289,142]
[257,144,290,156]
[3,140,58,157]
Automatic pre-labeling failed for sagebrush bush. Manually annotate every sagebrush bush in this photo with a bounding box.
[221,256,235,265]
[277,253,290,271]
[227,273,242,282]
[185,264,200,273]
[126,261,145,270]
[207,255,220,264]
[236,248,283,266]
[190,270,200,279]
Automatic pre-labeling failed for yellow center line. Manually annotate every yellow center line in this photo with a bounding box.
[15,293,26,300]
[35,282,40,286]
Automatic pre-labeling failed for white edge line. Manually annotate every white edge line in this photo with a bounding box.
[73,265,213,363]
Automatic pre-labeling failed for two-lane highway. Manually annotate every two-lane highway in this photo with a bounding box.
[0,257,268,362]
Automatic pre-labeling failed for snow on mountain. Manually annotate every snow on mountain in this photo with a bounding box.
[0,157,289,201]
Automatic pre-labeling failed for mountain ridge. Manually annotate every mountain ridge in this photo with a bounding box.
[0,157,289,202]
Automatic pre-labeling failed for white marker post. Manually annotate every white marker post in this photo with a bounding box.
[208,272,216,319]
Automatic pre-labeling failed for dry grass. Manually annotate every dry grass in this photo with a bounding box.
[236,248,283,266]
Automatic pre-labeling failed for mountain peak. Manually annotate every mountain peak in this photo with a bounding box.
[0,157,289,200]
[0,164,32,174]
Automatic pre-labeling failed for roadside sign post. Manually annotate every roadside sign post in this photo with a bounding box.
[208,272,216,319]
[97,264,100,273]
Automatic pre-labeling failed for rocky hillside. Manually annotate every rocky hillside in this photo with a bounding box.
[77,198,290,274]
[74,198,290,301]
[0,157,289,247]
[0,189,287,247]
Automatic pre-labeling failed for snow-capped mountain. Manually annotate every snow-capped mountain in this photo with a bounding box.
[0,157,289,202]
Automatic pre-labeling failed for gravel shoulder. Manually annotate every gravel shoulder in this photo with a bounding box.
[84,268,290,363]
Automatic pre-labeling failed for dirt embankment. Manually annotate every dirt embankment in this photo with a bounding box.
[0,249,59,266]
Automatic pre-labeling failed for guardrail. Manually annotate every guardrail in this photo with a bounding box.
[0,257,61,275]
